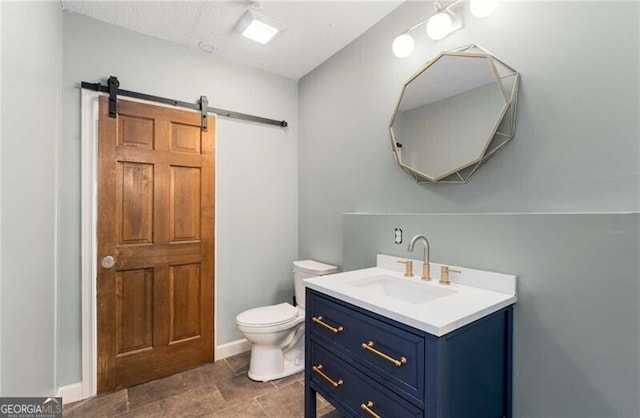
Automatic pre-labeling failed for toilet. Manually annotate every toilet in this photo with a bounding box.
[236,260,338,381]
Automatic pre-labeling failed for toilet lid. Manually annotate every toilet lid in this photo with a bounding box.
[293,260,338,275]
[236,303,300,327]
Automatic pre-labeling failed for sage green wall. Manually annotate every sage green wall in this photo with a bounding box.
[0,1,62,396]
[343,213,639,417]
[299,1,639,265]
[298,1,639,417]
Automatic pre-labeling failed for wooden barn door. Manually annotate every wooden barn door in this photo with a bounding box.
[96,97,215,393]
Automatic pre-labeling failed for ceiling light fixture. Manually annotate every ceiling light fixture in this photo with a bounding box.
[470,0,501,18]
[236,9,284,45]
[392,0,500,57]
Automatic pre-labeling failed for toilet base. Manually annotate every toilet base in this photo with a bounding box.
[248,358,304,382]
[247,345,305,382]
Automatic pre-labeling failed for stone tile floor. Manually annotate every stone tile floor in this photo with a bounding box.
[63,351,342,417]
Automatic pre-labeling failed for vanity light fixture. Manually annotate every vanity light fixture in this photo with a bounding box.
[425,9,457,41]
[392,33,415,58]
[392,0,500,57]
[236,9,285,45]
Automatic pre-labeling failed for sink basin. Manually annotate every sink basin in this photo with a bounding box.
[348,275,457,304]
[304,255,517,336]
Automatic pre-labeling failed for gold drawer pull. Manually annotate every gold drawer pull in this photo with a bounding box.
[361,341,407,367]
[360,401,381,418]
[312,316,344,333]
[312,364,343,388]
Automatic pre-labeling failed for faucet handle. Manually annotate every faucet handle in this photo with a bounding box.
[421,262,431,281]
[397,260,413,277]
[440,266,460,285]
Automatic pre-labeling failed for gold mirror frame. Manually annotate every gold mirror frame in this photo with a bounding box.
[389,44,520,184]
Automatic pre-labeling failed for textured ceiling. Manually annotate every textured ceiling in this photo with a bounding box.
[61,0,404,80]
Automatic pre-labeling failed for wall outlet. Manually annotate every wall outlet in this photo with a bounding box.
[394,228,403,244]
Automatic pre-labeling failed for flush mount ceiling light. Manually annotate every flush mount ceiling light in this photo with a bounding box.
[392,0,500,57]
[235,9,285,45]
[470,0,501,18]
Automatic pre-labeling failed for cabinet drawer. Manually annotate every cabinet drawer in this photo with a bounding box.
[307,290,425,403]
[310,342,423,418]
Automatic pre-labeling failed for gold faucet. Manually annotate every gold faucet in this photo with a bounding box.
[408,235,431,281]
[397,260,413,277]
[440,266,461,285]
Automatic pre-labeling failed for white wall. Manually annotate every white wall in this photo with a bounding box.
[0,1,62,396]
[59,12,298,387]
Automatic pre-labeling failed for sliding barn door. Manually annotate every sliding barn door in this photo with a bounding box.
[97,97,215,393]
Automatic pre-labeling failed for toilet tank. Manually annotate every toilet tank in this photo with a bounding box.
[293,260,338,309]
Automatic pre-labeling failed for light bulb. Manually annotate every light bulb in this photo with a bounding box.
[426,12,452,41]
[392,34,415,58]
[470,0,500,18]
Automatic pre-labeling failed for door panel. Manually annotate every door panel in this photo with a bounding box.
[116,268,154,355]
[170,263,201,343]
[171,123,201,153]
[118,114,154,149]
[170,166,201,242]
[97,97,215,393]
[119,162,154,245]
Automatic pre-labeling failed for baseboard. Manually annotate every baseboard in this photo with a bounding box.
[57,340,250,404]
[57,382,85,405]
[216,338,251,360]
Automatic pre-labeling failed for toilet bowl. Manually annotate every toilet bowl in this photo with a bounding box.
[236,260,338,381]
[237,303,305,381]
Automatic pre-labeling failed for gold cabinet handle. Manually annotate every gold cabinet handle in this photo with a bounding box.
[312,364,343,388]
[361,341,407,367]
[312,316,344,333]
[360,401,381,418]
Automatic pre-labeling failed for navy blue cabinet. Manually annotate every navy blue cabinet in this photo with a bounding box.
[304,289,513,418]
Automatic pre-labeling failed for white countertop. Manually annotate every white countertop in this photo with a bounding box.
[304,254,517,337]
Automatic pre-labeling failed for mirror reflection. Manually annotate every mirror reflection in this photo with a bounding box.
[390,45,519,183]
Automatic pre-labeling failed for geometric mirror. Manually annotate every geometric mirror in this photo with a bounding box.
[389,44,520,183]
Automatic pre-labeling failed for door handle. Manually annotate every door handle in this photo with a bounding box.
[101,255,115,269]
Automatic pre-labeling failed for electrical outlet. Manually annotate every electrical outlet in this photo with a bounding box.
[394,228,403,244]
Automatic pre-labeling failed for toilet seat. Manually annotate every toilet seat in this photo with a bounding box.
[236,303,301,328]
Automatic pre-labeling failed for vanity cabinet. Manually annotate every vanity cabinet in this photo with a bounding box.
[304,288,513,418]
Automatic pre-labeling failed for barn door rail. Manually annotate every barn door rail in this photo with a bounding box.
[81,76,288,128]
